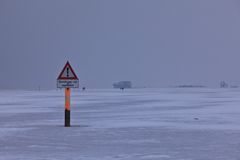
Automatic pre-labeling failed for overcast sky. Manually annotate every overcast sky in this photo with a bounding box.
[1,0,240,89]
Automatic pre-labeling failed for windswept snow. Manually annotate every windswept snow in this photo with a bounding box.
[0,88,240,159]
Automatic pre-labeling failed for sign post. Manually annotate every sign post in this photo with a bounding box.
[57,61,79,127]
[65,88,71,126]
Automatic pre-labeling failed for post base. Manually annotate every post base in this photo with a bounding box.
[65,109,70,127]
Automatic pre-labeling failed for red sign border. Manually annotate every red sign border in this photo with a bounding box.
[57,61,79,80]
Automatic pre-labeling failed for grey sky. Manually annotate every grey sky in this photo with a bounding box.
[1,0,240,89]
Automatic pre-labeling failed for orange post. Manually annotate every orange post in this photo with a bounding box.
[65,88,71,127]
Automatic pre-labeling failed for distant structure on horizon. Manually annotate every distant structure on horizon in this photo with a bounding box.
[220,81,228,88]
[113,81,132,89]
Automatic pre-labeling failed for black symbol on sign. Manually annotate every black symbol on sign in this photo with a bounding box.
[67,68,69,77]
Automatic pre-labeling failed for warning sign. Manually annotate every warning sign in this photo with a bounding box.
[57,61,79,88]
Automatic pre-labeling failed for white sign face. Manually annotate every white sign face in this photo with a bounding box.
[59,66,76,79]
[57,79,79,88]
[57,61,79,88]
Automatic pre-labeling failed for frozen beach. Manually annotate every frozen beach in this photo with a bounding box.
[0,88,240,160]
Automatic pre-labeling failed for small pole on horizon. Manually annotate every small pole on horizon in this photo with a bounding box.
[65,88,71,127]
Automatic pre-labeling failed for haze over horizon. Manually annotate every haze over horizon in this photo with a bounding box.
[1,0,240,89]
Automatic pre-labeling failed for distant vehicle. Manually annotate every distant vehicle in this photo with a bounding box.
[113,81,132,89]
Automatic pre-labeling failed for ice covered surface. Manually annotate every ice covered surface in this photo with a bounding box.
[0,88,240,159]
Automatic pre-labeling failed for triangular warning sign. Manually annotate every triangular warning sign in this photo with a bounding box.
[57,61,78,80]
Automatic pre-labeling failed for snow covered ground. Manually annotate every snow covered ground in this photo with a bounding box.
[0,88,240,160]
